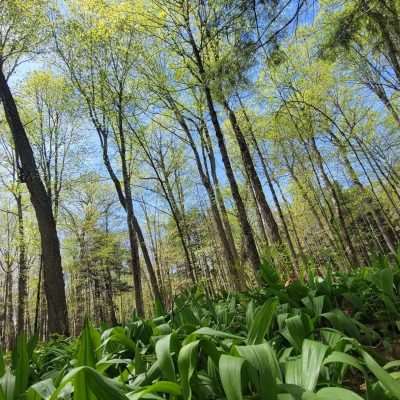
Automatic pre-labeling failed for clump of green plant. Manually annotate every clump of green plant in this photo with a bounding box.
[1,264,400,399]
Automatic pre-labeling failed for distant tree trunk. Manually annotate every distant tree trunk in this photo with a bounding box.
[186,28,261,274]
[168,104,244,290]
[16,191,27,334]
[0,69,69,336]
[104,266,117,325]
[200,121,238,259]
[237,99,299,271]
[309,137,360,267]
[34,257,43,336]
[339,150,398,255]
[223,101,282,246]
[5,265,15,349]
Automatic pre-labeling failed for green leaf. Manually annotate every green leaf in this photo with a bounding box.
[49,366,128,400]
[282,315,311,351]
[219,355,244,400]
[362,350,400,399]
[193,327,244,341]
[178,340,199,400]
[134,343,146,375]
[316,387,364,399]
[155,334,176,381]
[0,350,5,378]
[127,381,181,400]
[13,334,30,399]
[384,360,400,370]
[77,320,101,367]
[322,310,360,340]
[301,339,328,392]
[0,370,15,400]
[76,321,102,400]
[285,358,302,387]
[235,343,280,399]
[26,379,55,400]
[323,351,365,373]
[247,298,278,345]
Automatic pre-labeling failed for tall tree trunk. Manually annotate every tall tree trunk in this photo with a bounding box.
[186,28,261,274]
[6,266,14,350]
[309,137,360,266]
[0,69,69,335]
[104,266,117,325]
[16,192,27,334]
[170,106,244,290]
[223,101,282,246]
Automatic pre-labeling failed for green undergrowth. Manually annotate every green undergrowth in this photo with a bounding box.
[2,262,400,399]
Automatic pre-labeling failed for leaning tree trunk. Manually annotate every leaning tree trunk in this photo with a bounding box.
[0,69,69,336]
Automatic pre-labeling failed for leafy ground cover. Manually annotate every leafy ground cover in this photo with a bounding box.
[2,263,400,399]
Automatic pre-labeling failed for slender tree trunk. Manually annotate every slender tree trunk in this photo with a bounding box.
[223,101,282,246]
[0,69,69,335]
[309,137,360,266]
[6,266,14,349]
[104,266,117,325]
[171,106,244,290]
[34,257,43,336]
[185,28,261,274]
[239,103,299,271]
[16,192,27,334]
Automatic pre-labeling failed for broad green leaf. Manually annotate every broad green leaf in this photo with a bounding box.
[316,387,364,399]
[362,350,400,399]
[127,381,181,400]
[285,358,302,387]
[77,320,101,367]
[322,310,360,340]
[219,355,244,400]
[96,358,131,374]
[302,296,324,317]
[235,343,280,399]
[49,366,128,400]
[76,321,102,400]
[301,339,328,391]
[155,334,176,381]
[13,334,30,399]
[323,351,365,373]
[0,370,15,400]
[384,360,400,370]
[178,340,199,400]
[192,327,244,341]
[282,315,310,351]
[101,327,136,353]
[247,298,278,345]
[26,379,55,400]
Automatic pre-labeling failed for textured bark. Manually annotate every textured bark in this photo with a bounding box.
[0,69,69,336]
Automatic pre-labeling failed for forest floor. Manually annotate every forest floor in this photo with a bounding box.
[2,262,400,399]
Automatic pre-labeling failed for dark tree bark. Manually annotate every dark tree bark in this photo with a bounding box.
[16,192,27,334]
[0,69,69,336]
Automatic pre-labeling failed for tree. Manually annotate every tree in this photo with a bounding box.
[0,0,68,335]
